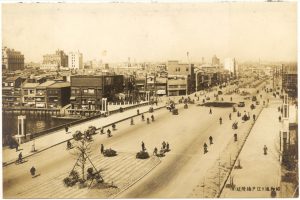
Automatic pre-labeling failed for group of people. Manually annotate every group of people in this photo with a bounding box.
[15,152,37,178]
[203,136,214,154]
[151,141,170,157]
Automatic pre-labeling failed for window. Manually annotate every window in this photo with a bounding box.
[29,89,34,94]
[83,89,88,94]
[10,83,14,86]
[88,89,95,94]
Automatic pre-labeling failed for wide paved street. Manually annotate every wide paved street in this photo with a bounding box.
[3,81,268,198]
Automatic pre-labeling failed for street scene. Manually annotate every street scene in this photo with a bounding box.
[1,2,298,199]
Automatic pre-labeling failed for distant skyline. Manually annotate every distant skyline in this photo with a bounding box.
[2,3,297,63]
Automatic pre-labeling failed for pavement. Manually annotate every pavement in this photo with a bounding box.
[3,80,271,198]
[2,102,165,165]
[220,93,282,198]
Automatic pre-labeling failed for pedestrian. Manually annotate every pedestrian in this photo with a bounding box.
[229,113,232,120]
[137,109,140,115]
[107,129,111,137]
[166,142,170,151]
[162,141,166,149]
[65,125,69,133]
[100,127,104,134]
[219,117,222,125]
[209,136,213,145]
[253,114,256,121]
[130,117,134,125]
[147,118,150,124]
[153,147,158,156]
[30,166,36,177]
[67,140,72,149]
[141,114,145,121]
[263,145,268,155]
[112,123,116,130]
[151,115,154,121]
[209,108,212,114]
[100,144,104,154]
[141,141,146,152]
[203,142,208,154]
[278,116,281,122]
[18,152,23,163]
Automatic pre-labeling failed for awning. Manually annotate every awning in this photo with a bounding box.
[70,96,76,101]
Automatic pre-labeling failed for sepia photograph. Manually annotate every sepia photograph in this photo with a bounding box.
[1,1,298,198]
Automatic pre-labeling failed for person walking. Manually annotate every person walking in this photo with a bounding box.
[229,113,232,120]
[209,108,212,114]
[65,125,69,133]
[141,141,146,152]
[219,117,222,125]
[30,166,36,177]
[162,141,166,149]
[15,143,19,152]
[100,144,104,154]
[153,147,158,156]
[209,136,213,145]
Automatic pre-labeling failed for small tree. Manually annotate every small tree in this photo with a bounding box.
[65,130,103,188]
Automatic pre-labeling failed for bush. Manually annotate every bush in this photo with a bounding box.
[73,131,83,141]
[103,148,117,157]
[136,151,150,159]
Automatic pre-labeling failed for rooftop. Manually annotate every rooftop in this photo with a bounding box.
[47,82,70,88]
[36,80,56,89]
[22,82,40,88]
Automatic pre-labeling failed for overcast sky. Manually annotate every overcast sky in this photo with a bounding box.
[2,2,297,63]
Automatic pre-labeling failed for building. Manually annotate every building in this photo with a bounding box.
[2,47,25,71]
[46,82,71,108]
[167,60,195,94]
[167,75,188,96]
[42,49,68,70]
[21,82,40,107]
[70,75,124,110]
[68,51,83,70]
[35,80,56,108]
[282,64,297,98]
[2,76,24,107]
[212,55,220,66]
[224,58,238,78]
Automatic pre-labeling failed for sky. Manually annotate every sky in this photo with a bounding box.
[2,2,297,63]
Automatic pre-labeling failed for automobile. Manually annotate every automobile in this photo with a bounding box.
[252,96,257,102]
[238,102,245,107]
[172,108,178,115]
[256,101,260,105]
[218,91,223,95]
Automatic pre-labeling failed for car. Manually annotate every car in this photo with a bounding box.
[252,96,257,101]
[218,91,223,95]
[238,102,245,107]
[172,108,178,115]
[256,101,260,105]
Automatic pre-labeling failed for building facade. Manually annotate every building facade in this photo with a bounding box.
[68,51,83,70]
[282,64,297,98]
[2,47,25,71]
[70,75,124,110]
[2,76,23,107]
[42,50,68,70]
[46,82,71,108]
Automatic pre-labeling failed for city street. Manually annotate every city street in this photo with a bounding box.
[3,82,267,198]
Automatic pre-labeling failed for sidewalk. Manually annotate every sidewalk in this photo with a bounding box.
[221,99,282,198]
[3,102,165,165]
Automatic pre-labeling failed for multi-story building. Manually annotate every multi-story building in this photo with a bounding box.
[2,76,24,107]
[282,64,297,97]
[167,75,188,96]
[46,82,71,108]
[167,60,195,94]
[42,49,68,70]
[35,80,56,108]
[21,82,40,107]
[2,47,25,71]
[224,58,238,77]
[70,75,124,110]
[212,55,220,66]
[68,51,83,70]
